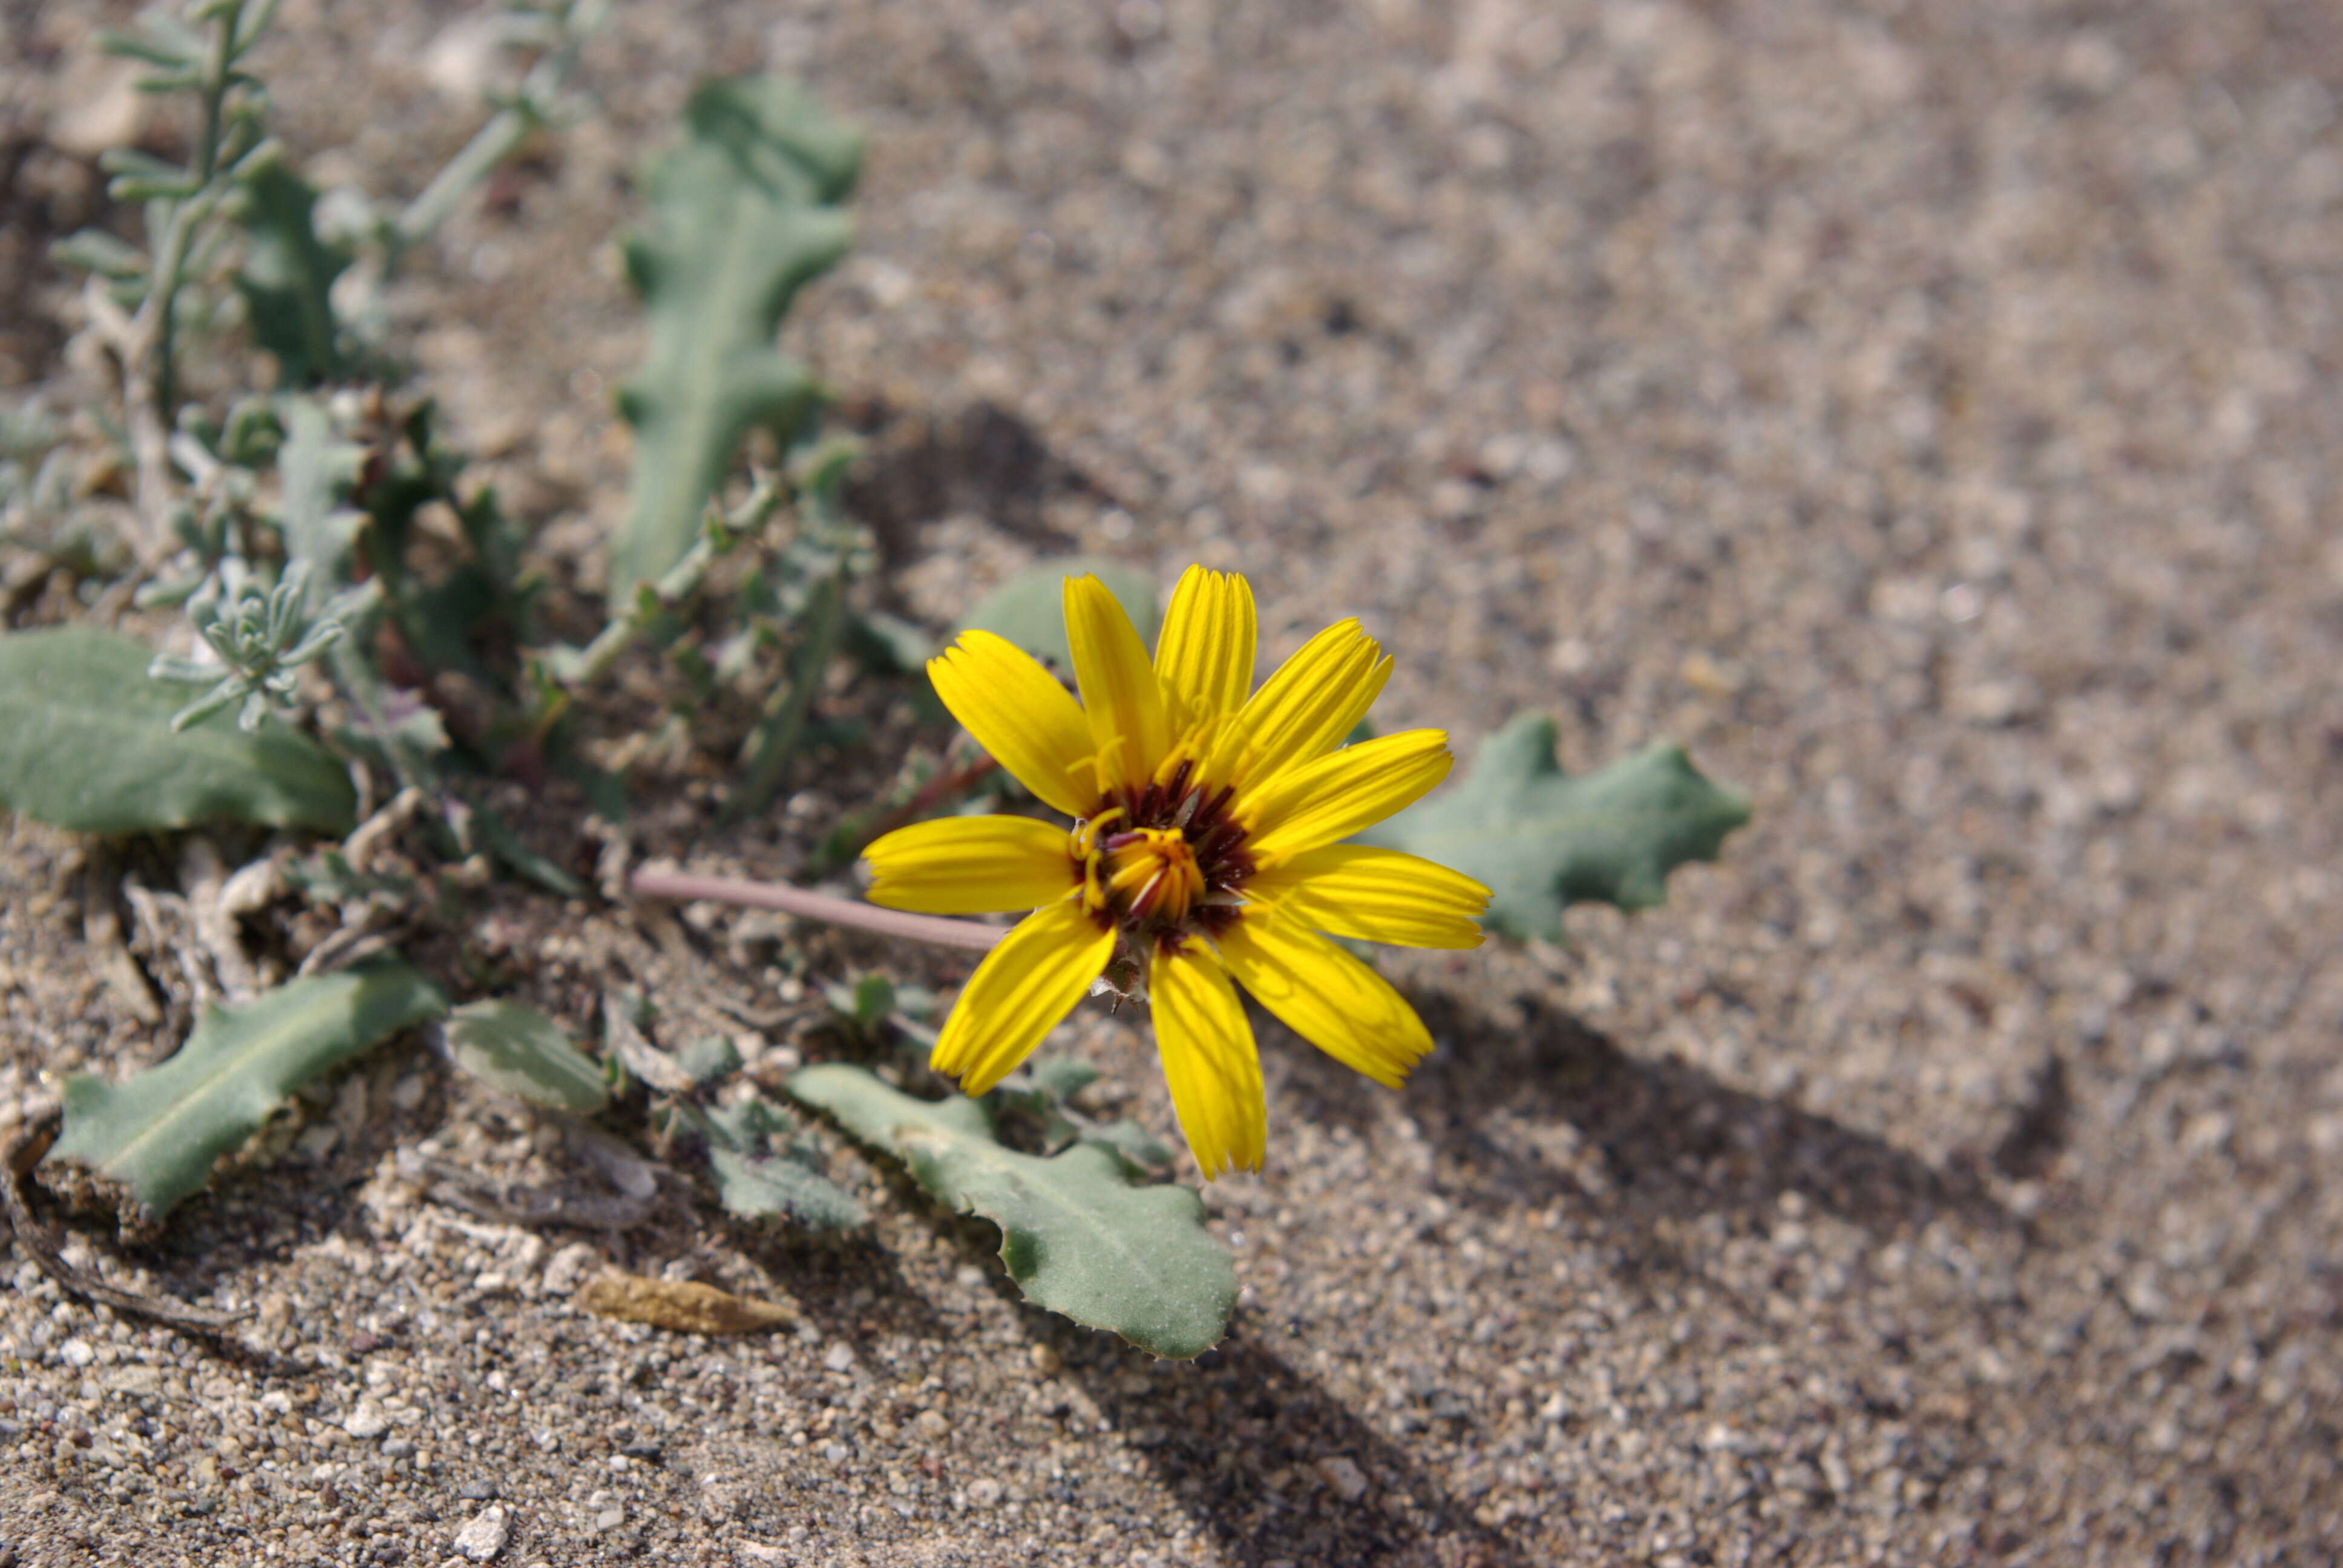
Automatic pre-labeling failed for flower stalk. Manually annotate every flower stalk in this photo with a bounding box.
[629,867,1003,953]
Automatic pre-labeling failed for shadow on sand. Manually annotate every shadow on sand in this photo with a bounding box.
[1304,990,2015,1243]
[1043,990,2019,1566]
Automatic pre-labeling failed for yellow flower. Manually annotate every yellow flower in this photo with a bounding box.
[863,567,1489,1176]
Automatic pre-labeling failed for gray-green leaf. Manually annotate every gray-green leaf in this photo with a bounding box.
[1360,714,1750,942]
[610,76,860,600]
[53,962,447,1217]
[954,559,1161,675]
[443,1000,611,1115]
[274,394,367,586]
[692,1097,865,1230]
[0,626,356,834]
[788,1063,1234,1359]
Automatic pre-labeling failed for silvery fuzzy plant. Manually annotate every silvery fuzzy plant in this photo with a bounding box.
[146,559,375,732]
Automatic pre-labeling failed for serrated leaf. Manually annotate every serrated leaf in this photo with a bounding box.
[954,559,1160,675]
[53,963,447,1217]
[444,1000,611,1115]
[1360,714,1749,942]
[788,1063,1234,1359]
[0,626,356,834]
[235,160,352,388]
[610,76,860,599]
[682,1097,866,1229]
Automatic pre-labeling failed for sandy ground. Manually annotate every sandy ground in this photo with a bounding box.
[4,0,2343,1564]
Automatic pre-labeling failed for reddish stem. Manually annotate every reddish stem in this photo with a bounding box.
[629,868,1004,952]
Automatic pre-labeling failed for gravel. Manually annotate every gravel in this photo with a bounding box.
[4,0,2342,1564]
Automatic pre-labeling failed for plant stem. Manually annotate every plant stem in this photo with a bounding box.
[152,10,237,419]
[119,3,241,559]
[529,477,778,742]
[629,869,1005,953]
[727,567,845,821]
[391,0,595,254]
[394,104,539,249]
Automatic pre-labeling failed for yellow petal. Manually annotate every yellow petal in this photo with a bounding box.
[1149,944,1265,1178]
[931,900,1115,1095]
[1209,618,1391,788]
[1153,566,1257,731]
[1215,906,1434,1089]
[863,815,1080,915]
[1244,844,1489,949]
[928,630,1099,819]
[1064,574,1172,794]
[1243,730,1453,862]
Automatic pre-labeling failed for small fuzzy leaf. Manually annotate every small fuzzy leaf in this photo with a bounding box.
[235,160,353,388]
[1360,715,1749,941]
[788,1063,1234,1359]
[954,559,1159,675]
[0,626,356,834]
[610,76,860,599]
[689,1098,865,1229]
[677,1034,744,1086]
[444,1000,611,1115]
[53,963,447,1217]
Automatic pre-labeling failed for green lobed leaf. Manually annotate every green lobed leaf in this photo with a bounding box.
[0,626,356,834]
[1360,714,1750,942]
[609,76,861,600]
[235,159,353,388]
[274,395,366,587]
[954,559,1161,675]
[443,999,611,1115]
[692,1097,865,1230]
[53,963,447,1217]
[787,1063,1234,1359]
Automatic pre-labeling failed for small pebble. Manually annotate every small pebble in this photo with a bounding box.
[1317,1455,1369,1503]
[450,1504,508,1563]
[344,1402,391,1440]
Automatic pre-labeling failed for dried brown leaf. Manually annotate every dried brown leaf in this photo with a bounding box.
[575,1272,795,1334]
